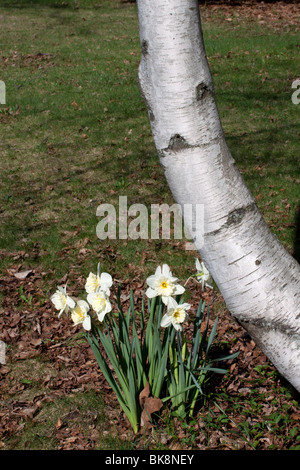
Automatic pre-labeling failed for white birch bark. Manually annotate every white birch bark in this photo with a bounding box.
[136,0,300,391]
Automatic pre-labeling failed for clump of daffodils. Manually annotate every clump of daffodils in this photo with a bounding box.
[50,259,237,433]
[51,263,112,331]
[51,261,214,334]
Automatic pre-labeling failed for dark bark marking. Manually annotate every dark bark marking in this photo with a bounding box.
[159,135,222,158]
[141,39,149,56]
[168,134,190,152]
[227,206,247,226]
[196,82,213,101]
[206,202,257,237]
[226,202,257,228]
[148,110,155,122]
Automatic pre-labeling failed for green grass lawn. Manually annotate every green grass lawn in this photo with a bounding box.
[0,0,299,450]
[207,18,299,252]
[0,0,299,285]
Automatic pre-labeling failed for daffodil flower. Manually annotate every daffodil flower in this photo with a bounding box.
[146,264,185,307]
[87,288,112,322]
[160,300,190,331]
[71,300,91,331]
[85,263,112,296]
[195,258,213,290]
[51,285,75,318]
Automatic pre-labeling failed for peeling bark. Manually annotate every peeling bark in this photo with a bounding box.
[136,0,300,391]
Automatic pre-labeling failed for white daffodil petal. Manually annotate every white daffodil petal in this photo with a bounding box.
[172,321,182,331]
[103,298,111,314]
[100,272,113,287]
[145,287,157,298]
[51,293,64,310]
[161,296,171,307]
[97,311,107,322]
[154,266,162,277]
[164,296,178,308]
[182,303,191,311]
[66,297,75,309]
[162,296,177,308]
[77,299,89,313]
[58,308,65,318]
[162,264,171,277]
[52,292,65,307]
[86,292,94,305]
[146,274,159,289]
[172,284,185,295]
[97,284,110,297]
[160,314,172,328]
[83,315,91,331]
[195,258,201,271]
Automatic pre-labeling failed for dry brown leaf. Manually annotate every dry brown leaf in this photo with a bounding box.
[56,418,64,430]
[139,382,150,407]
[18,405,38,420]
[139,382,163,432]
[14,270,32,280]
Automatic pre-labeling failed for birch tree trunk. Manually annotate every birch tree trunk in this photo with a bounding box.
[136,0,300,392]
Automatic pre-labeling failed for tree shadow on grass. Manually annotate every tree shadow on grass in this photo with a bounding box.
[0,0,86,8]
[225,122,299,163]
